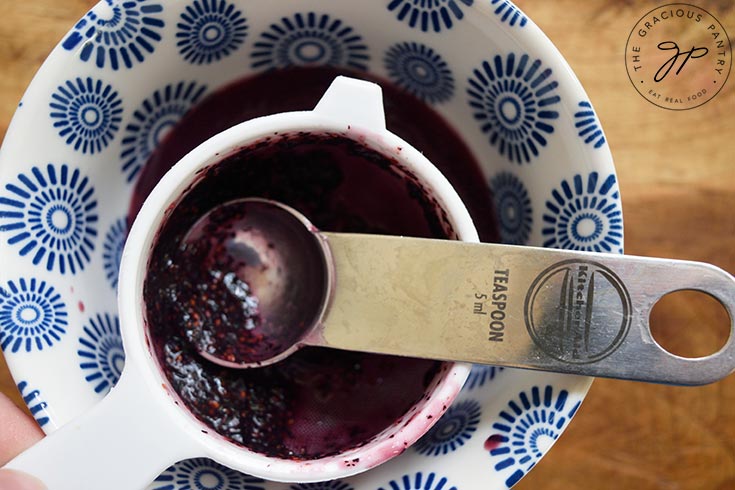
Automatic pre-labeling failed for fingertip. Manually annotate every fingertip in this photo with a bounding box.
[0,469,47,490]
[0,393,44,466]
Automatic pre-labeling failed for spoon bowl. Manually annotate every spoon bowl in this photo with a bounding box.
[181,198,332,367]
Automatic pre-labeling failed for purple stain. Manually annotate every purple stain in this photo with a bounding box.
[484,434,505,451]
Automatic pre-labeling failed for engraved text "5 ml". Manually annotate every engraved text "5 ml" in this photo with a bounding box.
[474,269,510,342]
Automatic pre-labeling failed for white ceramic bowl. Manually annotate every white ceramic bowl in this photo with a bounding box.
[0,1,621,488]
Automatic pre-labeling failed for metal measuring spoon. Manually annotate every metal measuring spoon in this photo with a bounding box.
[180,198,735,386]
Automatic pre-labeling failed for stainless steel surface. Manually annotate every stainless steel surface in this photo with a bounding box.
[319,233,735,386]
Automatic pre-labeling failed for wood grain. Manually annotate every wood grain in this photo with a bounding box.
[1,1,733,488]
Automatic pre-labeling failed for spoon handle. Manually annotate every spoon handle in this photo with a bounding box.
[316,234,735,386]
[2,364,197,489]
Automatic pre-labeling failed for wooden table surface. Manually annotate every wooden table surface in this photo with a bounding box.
[1,1,733,488]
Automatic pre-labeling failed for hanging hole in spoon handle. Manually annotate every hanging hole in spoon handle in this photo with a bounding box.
[649,289,731,359]
[544,256,735,386]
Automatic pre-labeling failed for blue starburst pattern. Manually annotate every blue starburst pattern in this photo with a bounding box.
[177,0,248,65]
[542,172,623,253]
[415,399,482,456]
[463,365,504,391]
[290,481,354,490]
[489,172,532,245]
[486,385,580,488]
[251,12,369,71]
[152,458,265,490]
[387,0,474,33]
[49,77,123,155]
[61,0,165,70]
[377,472,457,490]
[102,218,127,290]
[490,0,528,27]
[120,81,208,182]
[0,164,99,274]
[78,313,124,395]
[384,42,454,104]
[17,381,51,427]
[0,278,67,354]
[574,101,606,149]
[467,53,560,164]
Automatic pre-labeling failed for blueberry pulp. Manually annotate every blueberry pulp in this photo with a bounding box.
[134,67,500,460]
[180,199,330,366]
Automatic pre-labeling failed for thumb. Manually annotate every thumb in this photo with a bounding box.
[0,393,44,466]
[0,469,46,490]
[0,392,46,488]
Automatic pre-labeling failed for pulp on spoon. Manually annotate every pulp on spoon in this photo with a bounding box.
[179,198,331,367]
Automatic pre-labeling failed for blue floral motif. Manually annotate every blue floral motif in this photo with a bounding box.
[153,458,265,490]
[177,0,248,65]
[251,13,369,71]
[542,172,623,253]
[290,481,353,490]
[0,164,98,274]
[463,365,504,391]
[467,54,560,164]
[78,313,124,394]
[120,81,208,182]
[61,0,165,70]
[102,218,127,290]
[486,385,580,488]
[49,77,123,155]
[384,42,454,104]
[17,381,51,427]
[489,172,533,245]
[415,399,482,456]
[377,472,457,490]
[574,101,606,149]
[387,0,473,32]
[490,0,528,27]
[0,278,67,354]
